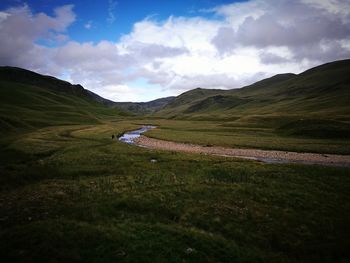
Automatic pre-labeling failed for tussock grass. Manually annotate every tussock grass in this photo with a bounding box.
[1,121,349,262]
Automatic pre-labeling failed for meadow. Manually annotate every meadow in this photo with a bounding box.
[1,119,349,262]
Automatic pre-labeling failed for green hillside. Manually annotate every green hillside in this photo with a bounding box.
[0,67,126,134]
[167,88,227,108]
[113,96,175,114]
[155,60,350,137]
[157,59,350,119]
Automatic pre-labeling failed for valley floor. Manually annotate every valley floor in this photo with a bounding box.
[0,119,349,262]
[135,135,350,167]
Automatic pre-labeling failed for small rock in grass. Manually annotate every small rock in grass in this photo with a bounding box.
[185,247,195,254]
[115,250,126,257]
[56,191,66,198]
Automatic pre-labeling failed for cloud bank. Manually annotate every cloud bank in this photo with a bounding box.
[0,0,349,101]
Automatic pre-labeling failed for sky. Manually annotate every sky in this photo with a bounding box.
[0,0,349,102]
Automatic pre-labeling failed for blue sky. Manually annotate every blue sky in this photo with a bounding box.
[0,0,349,101]
[0,0,239,43]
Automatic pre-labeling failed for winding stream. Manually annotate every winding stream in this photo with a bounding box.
[118,126,156,144]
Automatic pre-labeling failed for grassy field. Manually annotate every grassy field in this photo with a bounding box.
[1,120,349,262]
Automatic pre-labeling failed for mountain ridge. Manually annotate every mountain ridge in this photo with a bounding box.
[113,96,175,114]
[0,66,116,106]
[0,66,127,133]
[1,59,349,133]
[155,59,350,120]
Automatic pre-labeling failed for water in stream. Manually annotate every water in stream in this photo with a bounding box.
[118,126,156,144]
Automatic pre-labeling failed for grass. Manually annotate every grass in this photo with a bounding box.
[1,120,349,262]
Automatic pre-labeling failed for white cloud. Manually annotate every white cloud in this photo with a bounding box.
[84,20,92,29]
[0,1,349,102]
[301,0,350,19]
[0,11,10,22]
[211,0,350,60]
[107,0,118,24]
[0,4,75,73]
[94,84,137,101]
[211,0,267,29]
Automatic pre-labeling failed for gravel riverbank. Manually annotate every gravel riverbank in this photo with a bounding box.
[134,135,350,167]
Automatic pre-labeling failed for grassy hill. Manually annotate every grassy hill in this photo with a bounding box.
[155,59,350,138]
[0,67,127,134]
[157,60,350,117]
[113,96,175,114]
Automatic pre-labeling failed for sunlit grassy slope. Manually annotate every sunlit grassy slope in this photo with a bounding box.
[155,60,350,137]
[0,67,127,134]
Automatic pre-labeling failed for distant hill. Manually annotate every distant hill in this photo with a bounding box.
[113,96,175,114]
[156,59,350,120]
[154,59,350,138]
[0,66,117,106]
[0,67,127,134]
[2,59,349,138]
